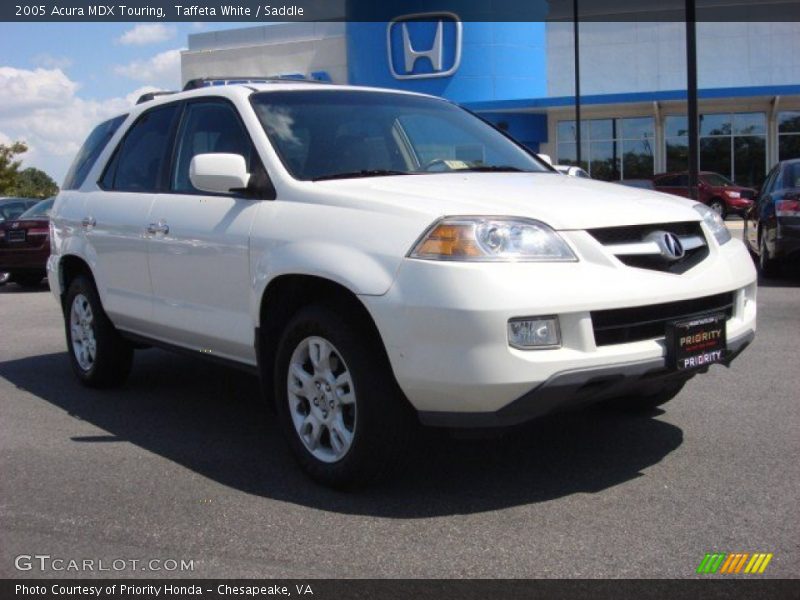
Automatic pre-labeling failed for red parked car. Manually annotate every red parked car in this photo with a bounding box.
[0,198,54,288]
[653,171,756,219]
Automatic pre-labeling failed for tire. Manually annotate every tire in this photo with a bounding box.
[273,304,414,489]
[13,273,43,288]
[709,198,727,220]
[604,381,686,413]
[758,233,780,277]
[64,274,133,388]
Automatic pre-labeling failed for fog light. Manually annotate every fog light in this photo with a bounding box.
[508,316,561,349]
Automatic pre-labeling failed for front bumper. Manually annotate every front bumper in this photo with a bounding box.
[419,330,753,427]
[361,235,757,426]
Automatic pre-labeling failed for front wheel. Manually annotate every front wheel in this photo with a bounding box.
[274,305,414,488]
[64,275,133,388]
[709,198,727,220]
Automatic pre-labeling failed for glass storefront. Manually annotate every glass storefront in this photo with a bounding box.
[664,112,767,187]
[778,111,800,162]
[556,117,655,181]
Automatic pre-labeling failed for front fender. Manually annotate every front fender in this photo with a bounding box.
[251,239,401,310]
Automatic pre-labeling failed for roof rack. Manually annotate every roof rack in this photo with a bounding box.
[182,74,332,91]
[136,91,178,104]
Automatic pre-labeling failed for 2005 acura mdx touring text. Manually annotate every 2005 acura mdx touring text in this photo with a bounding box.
[48,80,757,488]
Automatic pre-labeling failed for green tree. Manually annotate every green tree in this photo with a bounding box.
[12,167,59,198]
[0,141,28,195]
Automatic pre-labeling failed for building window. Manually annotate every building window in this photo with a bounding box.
[664,112,766,188]
[778,111,800,161]
[556,117,654,181]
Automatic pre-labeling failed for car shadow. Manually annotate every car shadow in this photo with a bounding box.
[0,280,50,294]
[0,349,684,518]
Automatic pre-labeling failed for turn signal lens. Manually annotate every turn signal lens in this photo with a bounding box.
[413,223,483,258]
[410,217,577,262]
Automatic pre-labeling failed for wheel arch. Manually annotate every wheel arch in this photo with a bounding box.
[58,254,94,308]
[256,274,393,403]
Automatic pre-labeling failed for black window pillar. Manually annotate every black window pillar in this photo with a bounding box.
[573,0,582,167]
[686,0,699,199]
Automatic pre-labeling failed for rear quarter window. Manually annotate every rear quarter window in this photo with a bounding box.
[62,115,127,190]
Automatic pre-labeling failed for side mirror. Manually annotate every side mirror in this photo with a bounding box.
[189,153,250,194]
[537,153,553,166]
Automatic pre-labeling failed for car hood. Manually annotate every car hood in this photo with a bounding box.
[311,172,702,230]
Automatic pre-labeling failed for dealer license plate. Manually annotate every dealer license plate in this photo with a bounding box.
[666,313,727,371]
[7,229,26,243]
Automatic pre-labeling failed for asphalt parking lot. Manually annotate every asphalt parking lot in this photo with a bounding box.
[1,229,798,579]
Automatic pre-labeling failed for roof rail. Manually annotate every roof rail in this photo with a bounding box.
[136,91,178,104]
[182,74,332,91]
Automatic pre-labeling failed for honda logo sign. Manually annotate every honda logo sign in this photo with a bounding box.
[387,13,462,80]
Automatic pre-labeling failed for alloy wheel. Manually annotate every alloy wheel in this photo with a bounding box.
[287,336,357,463]
[70,293,97,371]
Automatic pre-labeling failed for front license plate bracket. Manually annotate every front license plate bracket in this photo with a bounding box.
[666,312,727,371]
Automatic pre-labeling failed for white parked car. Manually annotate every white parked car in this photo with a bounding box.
[49,81,757,487]
[554,164,591,178]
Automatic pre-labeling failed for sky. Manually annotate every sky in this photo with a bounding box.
[0,22,253,183]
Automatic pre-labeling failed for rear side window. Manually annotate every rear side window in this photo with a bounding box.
[62,115,127,190]
[103,104,179,192]
[783,162,800,190]
[172,101,253,193]
[0,201,35,221]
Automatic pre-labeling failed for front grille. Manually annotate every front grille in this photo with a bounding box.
[587,221,708,274]
[591,291,735,346]
[589,222,702,245]
[739,189,755,200]
[616,247,709,274]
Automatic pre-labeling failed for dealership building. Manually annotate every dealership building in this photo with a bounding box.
[181,14,800,187]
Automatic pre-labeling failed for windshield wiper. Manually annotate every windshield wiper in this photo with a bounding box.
[312,169,412,182]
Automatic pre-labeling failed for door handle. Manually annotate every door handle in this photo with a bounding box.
[81,216,96,229]
[146,220,169,236]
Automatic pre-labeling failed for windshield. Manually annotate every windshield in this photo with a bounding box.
[702,173,735,187]
[18,198,54,219]
[251,90,550,181]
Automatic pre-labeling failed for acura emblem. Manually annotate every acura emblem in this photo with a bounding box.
[656,231,685,260]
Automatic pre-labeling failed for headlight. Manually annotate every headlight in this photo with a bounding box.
[694,204,731,246]
[409,217,577,262]
[725,190,741,198]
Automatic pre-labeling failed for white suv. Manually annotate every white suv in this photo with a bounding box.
[49,81,757,487]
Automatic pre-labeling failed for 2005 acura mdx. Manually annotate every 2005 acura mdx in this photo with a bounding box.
[49,80,757,487]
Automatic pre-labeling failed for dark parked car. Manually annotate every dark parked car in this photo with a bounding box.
[0,197,38,223]
[0,198,53,287]
[653,171,756,218]
[744,158,800,276]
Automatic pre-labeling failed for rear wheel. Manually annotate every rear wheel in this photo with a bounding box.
[759,233,780,277]
[64,275,133,388]
[274,304,414,488]
[604,381,686,413]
